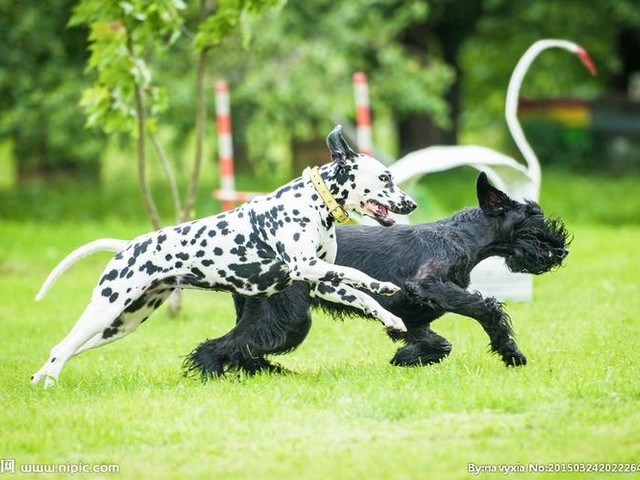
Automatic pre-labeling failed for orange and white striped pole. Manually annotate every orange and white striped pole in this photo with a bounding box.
[215,79,236,211]
[353,71,373,155]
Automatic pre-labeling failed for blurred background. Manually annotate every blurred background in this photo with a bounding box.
[1,0,639,225]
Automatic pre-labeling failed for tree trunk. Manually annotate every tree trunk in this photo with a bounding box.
[396,0,483,153]
[168,0,213,318]
[614,27,640,95]
[180,46,209,223]
[397,113,446,156]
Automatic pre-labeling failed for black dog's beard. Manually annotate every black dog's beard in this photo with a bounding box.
[505,217,571,275]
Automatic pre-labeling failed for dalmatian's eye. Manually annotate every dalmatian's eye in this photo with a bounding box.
[378,173,391,186]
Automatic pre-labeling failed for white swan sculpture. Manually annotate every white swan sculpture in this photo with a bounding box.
[388,39,596,300]
[390,39,596,204]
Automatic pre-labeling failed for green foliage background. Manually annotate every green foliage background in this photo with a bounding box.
[0,0,103,176]
[4,0,639,188]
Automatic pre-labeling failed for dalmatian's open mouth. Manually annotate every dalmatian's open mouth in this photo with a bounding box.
[364,199,395,226]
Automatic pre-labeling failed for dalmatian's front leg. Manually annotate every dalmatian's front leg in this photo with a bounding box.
[289,257,406,331]
[310,283,406,332]
[290,257,400,297]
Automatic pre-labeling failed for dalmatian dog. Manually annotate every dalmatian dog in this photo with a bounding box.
[31,125,417,387]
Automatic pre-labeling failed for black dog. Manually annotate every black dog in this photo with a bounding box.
[184,173,570,379]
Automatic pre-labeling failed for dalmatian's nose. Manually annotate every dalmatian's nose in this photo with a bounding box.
[399,196,417,214]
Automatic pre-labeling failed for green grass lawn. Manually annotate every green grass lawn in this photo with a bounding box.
[1,173,640,479]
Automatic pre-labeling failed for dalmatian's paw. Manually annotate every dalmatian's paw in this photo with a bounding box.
[376,311,407,332]
[31,370,58,389]
[372,281,401,296]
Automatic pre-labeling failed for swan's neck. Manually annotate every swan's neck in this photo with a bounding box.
[505,39,577,189]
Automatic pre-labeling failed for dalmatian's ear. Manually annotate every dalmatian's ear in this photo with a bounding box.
[326,125,358,165]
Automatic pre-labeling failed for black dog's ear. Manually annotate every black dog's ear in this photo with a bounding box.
[476,172,513,215]
[326,125,358,165]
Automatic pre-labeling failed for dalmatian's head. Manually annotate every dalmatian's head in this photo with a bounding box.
[326,125,417,226]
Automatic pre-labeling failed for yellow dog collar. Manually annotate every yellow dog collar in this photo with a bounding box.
[307,166,350,224]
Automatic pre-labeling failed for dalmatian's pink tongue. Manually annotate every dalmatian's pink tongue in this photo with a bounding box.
[365,199,394,225]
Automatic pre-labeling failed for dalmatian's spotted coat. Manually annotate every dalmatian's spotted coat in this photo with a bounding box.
[31,126,417,387]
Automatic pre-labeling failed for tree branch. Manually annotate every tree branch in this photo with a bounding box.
[127,34,162,230]
[180,44,210,222]
[150,132,182,223]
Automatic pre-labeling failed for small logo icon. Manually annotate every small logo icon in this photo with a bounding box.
[0,459,15,475]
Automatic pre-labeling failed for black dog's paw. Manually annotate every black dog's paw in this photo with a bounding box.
[502,349,527,367]
[238,356,294,376]
[390,340,452,367]
[264,363,296,377]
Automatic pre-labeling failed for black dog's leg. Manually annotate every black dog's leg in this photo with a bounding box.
[389,324,453,366]
[184,331,289,381]
[184,283,313,381]
[405,280,527,366]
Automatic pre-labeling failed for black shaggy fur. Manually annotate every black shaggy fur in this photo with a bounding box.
[184,173,570,380]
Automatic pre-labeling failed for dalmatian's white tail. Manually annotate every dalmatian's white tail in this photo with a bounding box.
[35,239,128,301]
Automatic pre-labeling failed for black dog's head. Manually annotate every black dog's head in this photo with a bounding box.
[477,172,570,274]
